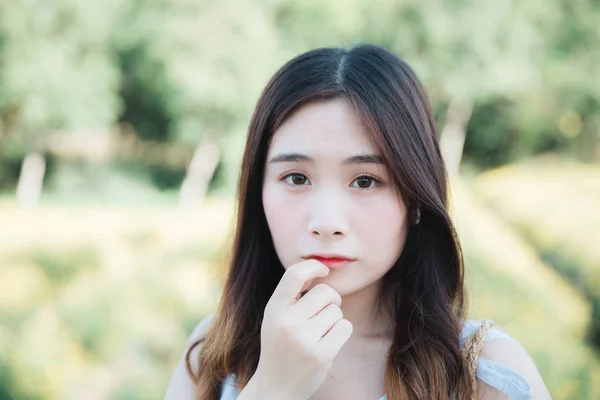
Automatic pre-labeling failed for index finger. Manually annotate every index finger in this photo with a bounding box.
[271,260,330,307]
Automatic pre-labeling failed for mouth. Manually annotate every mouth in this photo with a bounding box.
[304,254,356,269]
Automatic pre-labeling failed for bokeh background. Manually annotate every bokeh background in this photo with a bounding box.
[1,0,599,399]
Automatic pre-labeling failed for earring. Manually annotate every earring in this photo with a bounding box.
[413,208,421,225]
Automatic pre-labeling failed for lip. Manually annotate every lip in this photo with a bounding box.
[304,254,356,269]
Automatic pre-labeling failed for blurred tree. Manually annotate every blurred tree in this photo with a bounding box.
[0,0,122,206]
[462,0,600,167]
[270,0,600,173]
[360,0,549,177]
[111,0,287,204]
[1,0,598,199]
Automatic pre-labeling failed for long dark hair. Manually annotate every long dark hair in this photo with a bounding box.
[187,44,472,399]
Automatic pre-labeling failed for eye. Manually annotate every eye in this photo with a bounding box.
[282,173,310,186]
[351,175,380,189]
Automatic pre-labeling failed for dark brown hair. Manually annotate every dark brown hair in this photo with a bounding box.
[186,44,473,399]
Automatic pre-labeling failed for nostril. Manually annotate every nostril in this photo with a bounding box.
[310,227,346,237]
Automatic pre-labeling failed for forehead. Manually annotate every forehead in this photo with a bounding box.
[268,98,377,155]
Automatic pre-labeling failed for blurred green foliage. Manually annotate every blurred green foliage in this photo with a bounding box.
[476,157,600,347]
[454,175,600,398]
[0,200,233,399]
[1,0,600,194]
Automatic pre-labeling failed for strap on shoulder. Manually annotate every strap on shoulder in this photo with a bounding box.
[462,319,495,399]
[461,320,533,400]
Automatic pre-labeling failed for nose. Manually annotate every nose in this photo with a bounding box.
[307,190,348,239]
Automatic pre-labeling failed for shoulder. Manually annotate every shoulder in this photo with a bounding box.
[164,313,217,400]
[478,338,552,400]
[466,321,552,400]
[187,312,217,347]
[186,312,217,375]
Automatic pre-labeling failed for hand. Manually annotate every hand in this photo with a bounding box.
[250,260,353,400]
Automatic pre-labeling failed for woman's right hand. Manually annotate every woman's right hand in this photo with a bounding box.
[249,259,354,400]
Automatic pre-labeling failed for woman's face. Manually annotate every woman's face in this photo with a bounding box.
[262,98,409,297]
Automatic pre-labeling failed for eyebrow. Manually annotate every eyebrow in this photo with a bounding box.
[268,152,384,165]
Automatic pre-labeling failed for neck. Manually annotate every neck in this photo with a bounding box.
[339,279,394,340]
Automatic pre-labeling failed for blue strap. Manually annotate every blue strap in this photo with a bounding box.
[477,356,534,400]
[220,374,238,399]
[461,320,533,400]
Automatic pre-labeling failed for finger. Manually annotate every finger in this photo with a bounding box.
[293,284,342,319]
[270,259,330,307]
[296,279,316,301]
[317,319,353,359]
[306,303,344,341]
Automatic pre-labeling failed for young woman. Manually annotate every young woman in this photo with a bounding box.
[165,44,551,400]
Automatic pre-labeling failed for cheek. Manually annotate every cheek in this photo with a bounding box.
[357,195,407,260]
[262,183,304,259]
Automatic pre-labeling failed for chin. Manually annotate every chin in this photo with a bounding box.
[322,278,361,297]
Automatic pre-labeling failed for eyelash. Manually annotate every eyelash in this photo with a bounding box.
[280,172,382,190]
